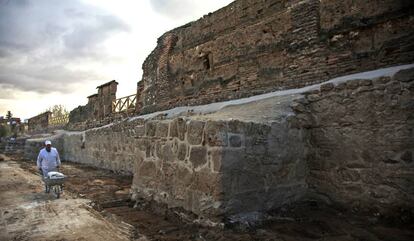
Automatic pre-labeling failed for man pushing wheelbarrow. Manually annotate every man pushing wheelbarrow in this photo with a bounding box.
[37,140,65,198]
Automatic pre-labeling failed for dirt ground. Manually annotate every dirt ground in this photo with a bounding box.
[0,154,134,241]
[1,153,413,241]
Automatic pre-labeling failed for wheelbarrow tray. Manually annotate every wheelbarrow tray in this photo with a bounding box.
[43,177,65,186]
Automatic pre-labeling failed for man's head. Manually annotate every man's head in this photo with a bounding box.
[45,140,52,152]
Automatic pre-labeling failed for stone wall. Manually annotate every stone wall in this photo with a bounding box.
[63,125,135,174]
[138,0,414,114]
[68,104,92,125]
[291,67,414,213]
[28,111,51,133]
[24,65,414,222]
[49,114,307,220]
[130,118,306,219]
[24,133,65,161]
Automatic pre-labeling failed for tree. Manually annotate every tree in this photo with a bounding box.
[6,111,12,120]
[47,105,69,117]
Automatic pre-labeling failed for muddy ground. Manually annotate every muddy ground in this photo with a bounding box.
[0,153,413,241]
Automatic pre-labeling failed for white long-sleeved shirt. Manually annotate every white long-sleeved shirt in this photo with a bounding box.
[37,147,61,175]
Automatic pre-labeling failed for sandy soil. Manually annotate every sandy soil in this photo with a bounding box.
[0,155,134,241]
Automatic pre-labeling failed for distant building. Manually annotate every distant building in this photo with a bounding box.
[0,116,21,125]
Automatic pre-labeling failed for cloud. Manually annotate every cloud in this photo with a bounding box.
[63,15,130,50]
[149,0,198,19]
[149,0,233,20]
[0,0,129,94]
[0,65,104,94]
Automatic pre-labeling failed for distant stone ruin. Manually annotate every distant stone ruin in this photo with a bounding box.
[28,111,51,133]
[69,80,118,126]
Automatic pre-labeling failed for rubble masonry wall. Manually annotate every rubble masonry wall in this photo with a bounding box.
[291,67,414,213]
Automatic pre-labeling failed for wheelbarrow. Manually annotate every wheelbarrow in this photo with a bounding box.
[43,171,66,198]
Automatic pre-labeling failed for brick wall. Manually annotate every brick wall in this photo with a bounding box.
[138,0,414,114]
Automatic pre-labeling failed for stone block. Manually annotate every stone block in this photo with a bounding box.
[208,148,223,173]
[245,137,268,157]
[306,89,320,95]
[221,149,245,170]
[157,142,174,162]
[334,82,347,90]
[346,79,360,89]
[177,143,187,161]
[228,120,247,133]
[194,171,220,194]
[189,146,207,168]
[358,79,372,86]
[138,161,157,178]
[385,81,402,95]
[400,150,413,164]
[229,134,242,147]
[320,83,334,92]
[374,76,392,86]
[290,101,307,113]
[174,166,193,185]
[130,118,145,126]
[354,85,371,94]
[136,138,148,152]
[204,121,228,146]
[407,81,414,91]
[146,141,156,158]
[244,122,271,137]
[145,121,156,137]
[170,118,186,141]
[187,120,205,145]
[171,138,179,154]
[155,122,169,137]
[394,68,414,82]
[306,93,321,102]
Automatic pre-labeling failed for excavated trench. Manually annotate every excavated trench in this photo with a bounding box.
[5,150,413,241]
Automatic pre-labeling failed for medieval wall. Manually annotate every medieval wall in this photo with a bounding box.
[291,67,414,213]
[138,0,414,114]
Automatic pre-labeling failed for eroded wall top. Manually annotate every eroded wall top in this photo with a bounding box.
[138,0,414,114]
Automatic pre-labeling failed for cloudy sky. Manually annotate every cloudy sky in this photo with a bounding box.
[0,0,233,120]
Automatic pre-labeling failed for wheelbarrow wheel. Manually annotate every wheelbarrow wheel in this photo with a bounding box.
[53,185,61,199]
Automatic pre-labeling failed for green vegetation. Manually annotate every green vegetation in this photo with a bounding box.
[0,124,11,138]
[47,104,69,118]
